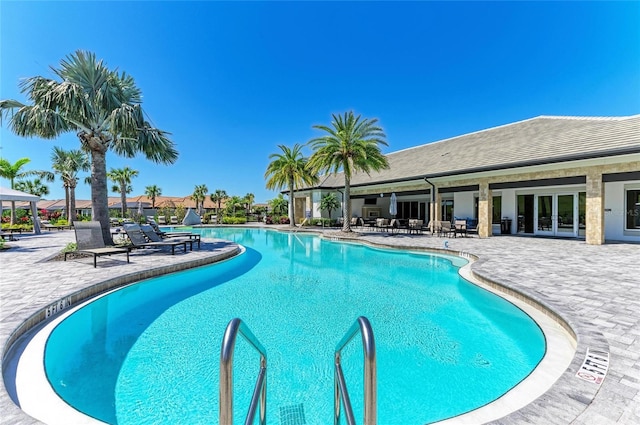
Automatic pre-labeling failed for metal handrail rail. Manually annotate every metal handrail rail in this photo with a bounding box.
[220,318,267,425]
[334,316,377,425]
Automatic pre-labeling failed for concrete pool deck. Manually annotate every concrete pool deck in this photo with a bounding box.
[1,225,638,424]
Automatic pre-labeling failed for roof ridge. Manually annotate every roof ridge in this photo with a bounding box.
[390,114,640,156]
[535,114,640,121]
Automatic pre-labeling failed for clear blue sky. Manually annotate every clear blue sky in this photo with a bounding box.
[1,1,639,204]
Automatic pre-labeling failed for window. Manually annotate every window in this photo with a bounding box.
[626,189,640,230]
[492,196,502,224]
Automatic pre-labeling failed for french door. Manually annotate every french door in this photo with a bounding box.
[534,193,578,237]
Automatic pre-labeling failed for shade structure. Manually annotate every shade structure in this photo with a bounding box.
[0,186,41,234]
[389,192,397,217]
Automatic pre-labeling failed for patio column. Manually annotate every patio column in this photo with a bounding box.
[586,170,605,245]
[434,191,442,221]
[478,180,492,238]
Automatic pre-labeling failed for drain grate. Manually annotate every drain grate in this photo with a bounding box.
[279,403,306,425]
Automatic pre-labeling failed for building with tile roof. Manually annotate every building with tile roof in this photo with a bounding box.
[295,114,640,244]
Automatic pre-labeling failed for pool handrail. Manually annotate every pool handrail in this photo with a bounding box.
[219,318,267,425]
[334,316,377,425]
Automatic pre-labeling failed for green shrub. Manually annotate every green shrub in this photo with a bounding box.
[222,216,247,225]
[62,242,77,253]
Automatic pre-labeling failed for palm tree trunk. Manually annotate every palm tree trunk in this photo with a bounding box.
[343,178,351,232]
[64,184,71,221]
[288,181,295,227]
[120,187,127,219]
[90,148,111,244]
[69,183,77,222]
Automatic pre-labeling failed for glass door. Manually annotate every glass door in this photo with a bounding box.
[534,193,579,237]
[556,194,577,236]
[535,195,554,236]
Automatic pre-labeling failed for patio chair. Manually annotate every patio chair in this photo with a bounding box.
[408,219,423,234]
[438,221,454,237]
[376,218,390,232]
[140,224,196,251]
[170,216,179,225]
[466,219,478,236]
[123,223,188,255]
[147,219,201,248]
[454,219,467,238]
[66,221,130,268]
[157,216,167,225]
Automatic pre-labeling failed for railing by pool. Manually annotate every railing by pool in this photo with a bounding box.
[219,318,267,425]
[334,316,377,425]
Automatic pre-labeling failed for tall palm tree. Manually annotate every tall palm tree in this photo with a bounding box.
[108,167,139,218]
[308,111,389,232]
[0,157,54,224]
[210,189,228,222]
[244,192,255,216]
[0,50,178,242]
[191,184,208,216]
[145,185,162,209]
[14,178,50,197]
[264,144,318,226]
[51,147,90,221]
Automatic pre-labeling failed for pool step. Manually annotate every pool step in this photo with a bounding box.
[279,403,306,425]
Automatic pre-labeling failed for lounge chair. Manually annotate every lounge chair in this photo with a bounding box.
[170,216,179,225]
[39,218,72,231]
[140,224,196,251]
[124,223,188,255]
[147,219,201,248]
[157,216,167,225]
[66,221,130,267]
[0,231,17,241]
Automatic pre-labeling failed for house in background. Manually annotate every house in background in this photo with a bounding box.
[295,114,640,245]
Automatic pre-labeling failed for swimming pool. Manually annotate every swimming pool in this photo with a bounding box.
[43,228,545,424]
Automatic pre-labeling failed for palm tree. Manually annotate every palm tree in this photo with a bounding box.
[145,185,162,209]
[308,111,389,232]
[226,195,244,216]
[51,147,90,221]
[0,157,54,224]
[320,192,340,222]
[264,144,318,226]
[210,189,228,222]
[14,178,50,197]
[268,194,288,216]
[191,184,208,216]
[244,192,255,217]
[108,167,139,218]
[0,50,177,242]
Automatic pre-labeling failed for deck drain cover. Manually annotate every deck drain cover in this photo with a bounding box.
[279,403,306,425]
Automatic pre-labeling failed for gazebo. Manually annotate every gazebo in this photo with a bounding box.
[0,186,42,234]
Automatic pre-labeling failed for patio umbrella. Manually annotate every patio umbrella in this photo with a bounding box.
[137,201,143,216]
[389,192,397,217]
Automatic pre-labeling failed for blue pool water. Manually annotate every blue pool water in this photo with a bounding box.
[45,228,545,424]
